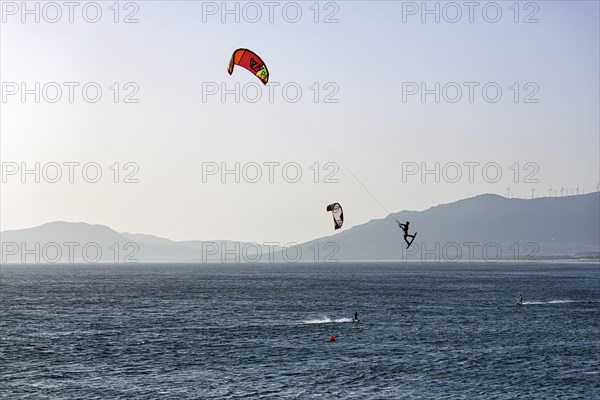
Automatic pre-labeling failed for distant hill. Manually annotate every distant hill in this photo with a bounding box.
[1,193,598,263]
[283,193,600,262]
[0,222,280,263]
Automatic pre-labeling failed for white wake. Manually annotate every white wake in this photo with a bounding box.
[302,316,353,324]
[522,299,585,305]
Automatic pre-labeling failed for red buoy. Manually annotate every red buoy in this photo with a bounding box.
[329,335,336,342]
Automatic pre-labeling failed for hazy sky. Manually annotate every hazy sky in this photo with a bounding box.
[1,1,599,244]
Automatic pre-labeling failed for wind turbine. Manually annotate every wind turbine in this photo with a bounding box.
[531,188,535,199]
[506,187,511,199]
[548,187,552,197]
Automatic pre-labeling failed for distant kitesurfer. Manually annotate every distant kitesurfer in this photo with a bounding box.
[353,311,358,321]
[518,294,523,305]
[397,221,417,248]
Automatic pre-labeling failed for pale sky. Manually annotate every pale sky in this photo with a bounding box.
[1,1,599,244]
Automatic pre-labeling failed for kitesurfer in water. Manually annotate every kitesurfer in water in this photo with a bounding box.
[353,311,359,321]
[397,221,416,248]
[518,294,523,305]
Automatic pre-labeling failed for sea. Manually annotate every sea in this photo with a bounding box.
[1,262,599,399]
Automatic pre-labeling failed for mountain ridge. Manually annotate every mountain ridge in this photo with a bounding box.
[2,193,598,263]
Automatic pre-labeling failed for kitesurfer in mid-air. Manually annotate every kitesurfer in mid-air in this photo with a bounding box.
[398,221,417,248]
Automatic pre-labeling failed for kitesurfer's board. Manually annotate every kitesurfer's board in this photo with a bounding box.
[407,232,417,249]
[352,318,360,323]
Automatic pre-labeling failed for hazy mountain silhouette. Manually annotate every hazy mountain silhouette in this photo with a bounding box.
[2,193,598,263]
[0,222,279,263]
[287,193,600,261]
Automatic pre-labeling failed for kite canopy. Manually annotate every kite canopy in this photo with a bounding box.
[227,48,269,85]
[326,203,344,230]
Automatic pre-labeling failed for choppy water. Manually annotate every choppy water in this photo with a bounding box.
[1,263,599,399]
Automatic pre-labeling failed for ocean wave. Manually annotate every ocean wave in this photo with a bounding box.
[302,317,353,324]
[522,300,590,305]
